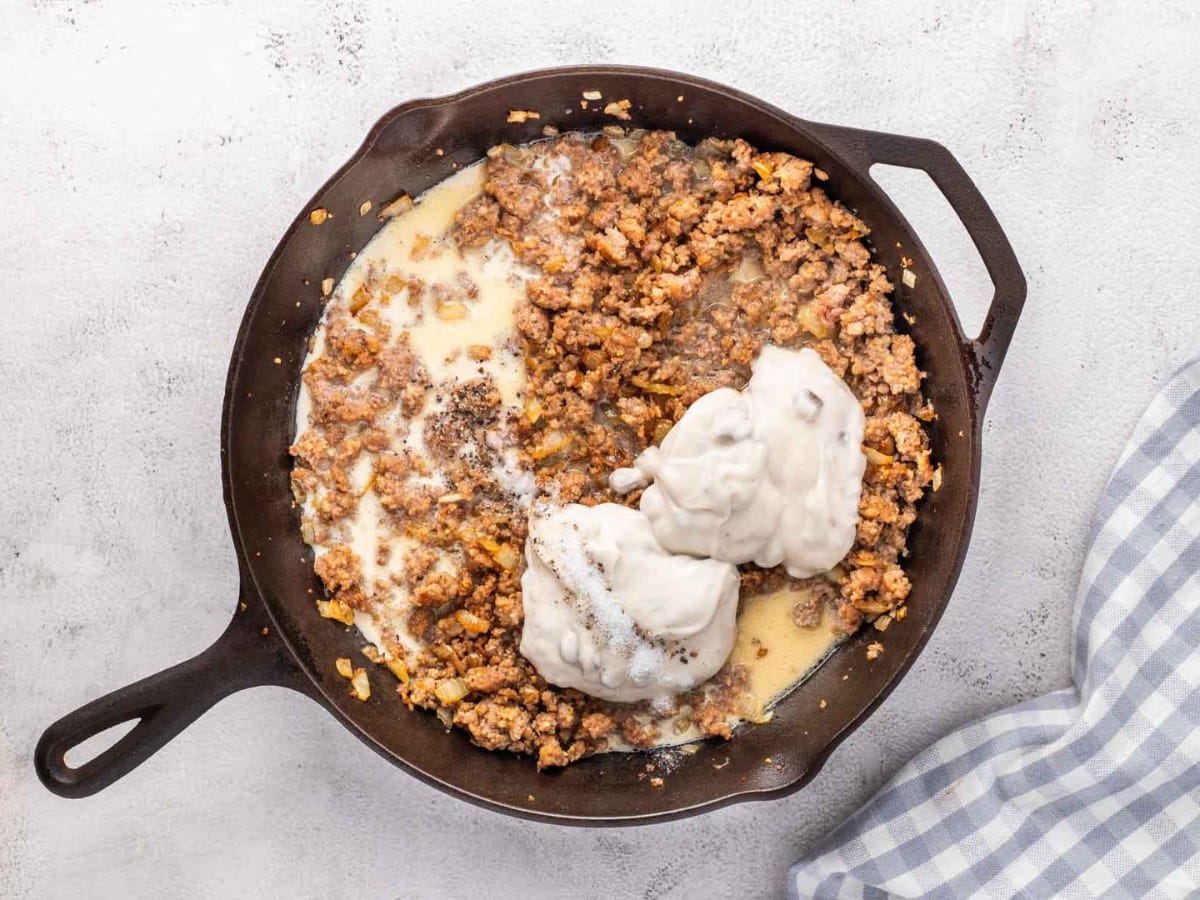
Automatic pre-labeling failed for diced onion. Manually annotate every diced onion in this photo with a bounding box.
[863,447,895,467]
[350,668,371,701]
[455,609,491,634]
[631,375,684,396]
[317,599,355,626]
[493,544,519,570]
[386,658,410,684]
[435,678,469,705]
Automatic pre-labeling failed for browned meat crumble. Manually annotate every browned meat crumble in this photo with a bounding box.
[290,130,935,769]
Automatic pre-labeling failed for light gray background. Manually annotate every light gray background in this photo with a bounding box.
[3,1,1199,897]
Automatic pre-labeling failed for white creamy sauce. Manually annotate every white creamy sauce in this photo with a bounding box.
[519,503,740,703]
[611,346,867,578]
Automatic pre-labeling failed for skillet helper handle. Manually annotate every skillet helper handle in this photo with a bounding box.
[804,122,1027,412]
[35,591,302,798]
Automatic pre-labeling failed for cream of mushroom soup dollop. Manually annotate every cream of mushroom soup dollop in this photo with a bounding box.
[612,345,867,578]
[518,503,740,703]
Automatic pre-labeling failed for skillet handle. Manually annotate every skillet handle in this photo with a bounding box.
[34,588,307,798]
[803,122,1027,412]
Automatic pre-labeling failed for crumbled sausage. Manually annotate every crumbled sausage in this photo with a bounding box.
[293,129,934,768]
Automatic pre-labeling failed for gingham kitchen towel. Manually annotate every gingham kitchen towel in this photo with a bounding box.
[790,349,1200,900]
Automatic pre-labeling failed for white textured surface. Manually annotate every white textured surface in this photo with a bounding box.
[3,2,1199,898]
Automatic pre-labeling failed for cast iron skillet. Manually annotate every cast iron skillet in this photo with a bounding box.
[35,66,1025,823]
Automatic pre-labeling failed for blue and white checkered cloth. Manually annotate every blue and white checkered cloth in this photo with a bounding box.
[791,350,1200,900]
